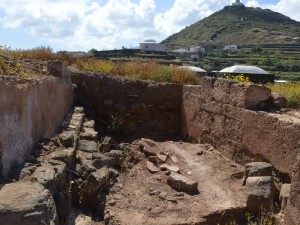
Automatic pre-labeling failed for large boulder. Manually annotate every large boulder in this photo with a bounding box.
[0,182,58,225]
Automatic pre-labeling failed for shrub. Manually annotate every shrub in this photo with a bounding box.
[267,82,300,108]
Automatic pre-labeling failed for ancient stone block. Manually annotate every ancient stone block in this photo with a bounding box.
[78,140,97,153]
[245,85,271,109]
[105,150,126,165]
[271,92,287,109]
[229,83,271,109]
[280,183,291,211]
[243,162,273,185]
[167,172,198,194]
[199,77,216,100]
[31,160,67,194]
[80,128,98,142]
[0,182,58,225]
[83,120,95,129]
[99,136,117,152]
[59,131,75,148]
[79,167,111,206]
[47,60,70,78]
[246,176,274,212]
[212,78,232,103]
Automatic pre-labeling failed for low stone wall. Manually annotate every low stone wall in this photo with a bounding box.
[72,72,182,138]
[0,73,73,177]
[181,77,300,175]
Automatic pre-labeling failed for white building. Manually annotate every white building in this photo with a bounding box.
[139,39,165,52]
[223,45,238,51]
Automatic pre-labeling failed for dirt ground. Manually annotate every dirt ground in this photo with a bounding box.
[105,139,247,225]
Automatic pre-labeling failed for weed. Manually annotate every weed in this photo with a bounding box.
[107,114,124,134]
[267,82,300,108]
[30,177,38,183]
[224,73,252,84]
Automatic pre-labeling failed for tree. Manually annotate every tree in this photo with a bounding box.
[88,48,97,55]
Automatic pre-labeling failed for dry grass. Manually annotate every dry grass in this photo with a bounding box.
[0,47,200,85]
[74,58,201,84]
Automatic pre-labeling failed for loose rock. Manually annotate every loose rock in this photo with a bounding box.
[167,172,198,194]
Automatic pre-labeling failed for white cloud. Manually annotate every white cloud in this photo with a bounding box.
[0,0,299,51]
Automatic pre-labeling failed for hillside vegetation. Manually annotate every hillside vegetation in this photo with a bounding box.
[162,5,300,48]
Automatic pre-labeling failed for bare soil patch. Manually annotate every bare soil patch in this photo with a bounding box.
[105,140,247,225]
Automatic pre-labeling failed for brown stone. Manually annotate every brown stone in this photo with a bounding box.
[157,153,167,162]
[146,161,159,173]
[80,128,98,142]
[0,182,58,225]
[170,155,178,163]
[271,92,287,108]
[167,172,198,194]
[160,164,180,173]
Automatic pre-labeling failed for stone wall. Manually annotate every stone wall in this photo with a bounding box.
[72,72,182,138]
[0,73,73,178]
[181,77,300,176]
[284,156,300,225]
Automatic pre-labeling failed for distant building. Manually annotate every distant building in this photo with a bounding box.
[173,48,189,53]
[232,0,243,6]
[59,51,87,57]
[173,46,205,61]
[139,39,165,52]
[223,45,238,51]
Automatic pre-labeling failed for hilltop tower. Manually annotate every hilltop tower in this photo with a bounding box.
[232,0,243,6]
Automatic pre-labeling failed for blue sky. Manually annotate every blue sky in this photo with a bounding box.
[0,0,298,51]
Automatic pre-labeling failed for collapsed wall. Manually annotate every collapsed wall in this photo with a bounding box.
[72,72,182,138]
[0,64,73,178]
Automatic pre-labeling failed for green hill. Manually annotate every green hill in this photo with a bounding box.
[161,5,300,49]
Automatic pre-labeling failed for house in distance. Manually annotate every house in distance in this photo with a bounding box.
[139,39,166,52]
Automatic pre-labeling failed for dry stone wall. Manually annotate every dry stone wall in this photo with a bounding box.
[0,72,73,178]
[72,72,182,138]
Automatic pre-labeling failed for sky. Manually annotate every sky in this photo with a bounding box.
[0,0,299,52]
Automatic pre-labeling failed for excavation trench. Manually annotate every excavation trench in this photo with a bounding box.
[0,68,299,225]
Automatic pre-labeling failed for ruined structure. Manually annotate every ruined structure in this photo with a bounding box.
[0,63,299,225]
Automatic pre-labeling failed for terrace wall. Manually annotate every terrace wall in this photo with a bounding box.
[0,72,73,178]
